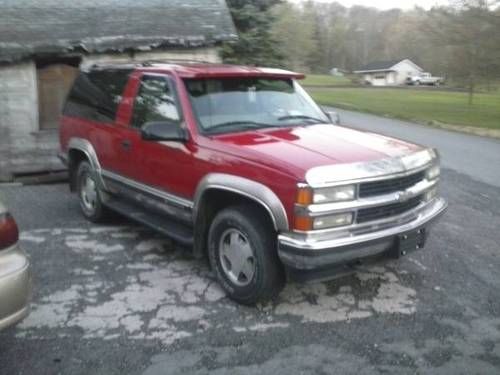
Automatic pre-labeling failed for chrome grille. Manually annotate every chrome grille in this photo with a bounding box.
[356,195,424,223]
[359,171,426,198]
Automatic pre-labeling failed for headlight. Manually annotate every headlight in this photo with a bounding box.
[313,212,353,229]
[426,164,440,180]
[313,185,356,203]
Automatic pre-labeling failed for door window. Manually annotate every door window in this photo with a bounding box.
[131,75,180,129]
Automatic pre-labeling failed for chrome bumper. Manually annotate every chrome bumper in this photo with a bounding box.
[0,244,32,331]
[278,197,447,270]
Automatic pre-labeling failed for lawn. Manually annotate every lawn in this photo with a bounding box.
[308,87,500,130]
[301,74,352,87]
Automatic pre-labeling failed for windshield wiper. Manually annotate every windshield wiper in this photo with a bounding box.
[277,115,326,124]
[206,121,278,134]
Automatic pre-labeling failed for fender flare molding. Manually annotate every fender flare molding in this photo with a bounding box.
[67,138,106,189]
[193,173,289,232]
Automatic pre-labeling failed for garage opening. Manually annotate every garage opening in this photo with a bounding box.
[36,57,81,130]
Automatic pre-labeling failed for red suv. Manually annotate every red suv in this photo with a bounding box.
[59,62,447,304]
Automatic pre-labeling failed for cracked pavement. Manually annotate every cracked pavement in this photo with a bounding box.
[1,114,500,374]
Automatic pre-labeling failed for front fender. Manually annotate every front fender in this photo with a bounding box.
[193,173,289,232]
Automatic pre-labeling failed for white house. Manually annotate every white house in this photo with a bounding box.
[0,0,236,181]
[353,59,424,86]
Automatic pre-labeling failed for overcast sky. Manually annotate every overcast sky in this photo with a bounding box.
[292,0,451,10]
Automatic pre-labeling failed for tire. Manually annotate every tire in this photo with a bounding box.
[414,80,420,86]
[76,160,108,223]
[208,205,285,305]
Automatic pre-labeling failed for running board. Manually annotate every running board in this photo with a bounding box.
[104,197,194,246]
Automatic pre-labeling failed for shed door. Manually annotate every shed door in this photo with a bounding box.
[37,64,79,129]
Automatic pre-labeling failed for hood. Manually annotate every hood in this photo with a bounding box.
[202,124,423,180]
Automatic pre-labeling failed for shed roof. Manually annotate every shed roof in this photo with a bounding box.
[0,0,237,63]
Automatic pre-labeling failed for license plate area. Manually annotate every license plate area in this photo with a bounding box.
[393,228,427,258]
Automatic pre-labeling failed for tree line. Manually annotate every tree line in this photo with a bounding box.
[222,0,500,100]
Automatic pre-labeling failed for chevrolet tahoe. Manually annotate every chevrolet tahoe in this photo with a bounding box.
[59,62,447,305]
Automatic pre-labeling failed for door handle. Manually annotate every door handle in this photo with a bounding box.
[121,139,132,150]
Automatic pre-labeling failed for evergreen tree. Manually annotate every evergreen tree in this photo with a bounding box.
[221,0,284,67]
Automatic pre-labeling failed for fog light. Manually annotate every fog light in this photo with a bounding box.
[313,212,353,229]
[426,164,440,180]
[425,186,438,202]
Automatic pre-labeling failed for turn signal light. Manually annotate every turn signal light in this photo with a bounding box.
[294,215,313,231]
[0,213,19,250]
[296,185,313,205]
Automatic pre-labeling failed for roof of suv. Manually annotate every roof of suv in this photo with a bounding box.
[89,62,305,80]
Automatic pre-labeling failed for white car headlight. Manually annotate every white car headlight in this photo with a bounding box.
[313,212,353,229]
[313,185,356,203]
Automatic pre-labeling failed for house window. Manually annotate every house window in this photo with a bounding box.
[36,57,81,130]
[374,74,386,79]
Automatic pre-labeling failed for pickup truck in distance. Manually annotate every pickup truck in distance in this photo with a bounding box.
[59,62,447,305]
[406,72,444,86]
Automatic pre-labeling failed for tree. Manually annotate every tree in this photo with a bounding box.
[427,0,500,104]
[270,2,320,72]
[220,0,284,67]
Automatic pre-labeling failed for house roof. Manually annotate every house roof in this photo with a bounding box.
[0,0,237,63]
[353,59,423,73]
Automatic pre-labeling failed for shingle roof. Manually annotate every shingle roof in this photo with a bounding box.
[355,60,402,72]
[0,0,237,63]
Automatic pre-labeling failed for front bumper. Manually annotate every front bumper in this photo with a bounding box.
[0,244,32,331]
[278,197,447,273]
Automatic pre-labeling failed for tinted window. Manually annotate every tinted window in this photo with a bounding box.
[131,75,180,129]
[64,69,131,122]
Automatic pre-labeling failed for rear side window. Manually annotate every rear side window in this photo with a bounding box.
[64,69,131,123]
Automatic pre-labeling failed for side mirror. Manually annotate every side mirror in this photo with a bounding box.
[325,111,340,125]
[141,121,188,142]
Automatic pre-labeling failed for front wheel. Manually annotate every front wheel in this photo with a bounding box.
[208,205,285,305]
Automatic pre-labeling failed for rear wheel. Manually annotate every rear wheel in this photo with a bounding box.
[76,161,108,222]
[208,205,285,305]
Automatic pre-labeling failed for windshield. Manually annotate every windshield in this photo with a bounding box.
[184,77,329,134]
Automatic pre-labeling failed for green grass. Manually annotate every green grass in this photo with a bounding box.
[301,74,352,87]
[308,87,500,130]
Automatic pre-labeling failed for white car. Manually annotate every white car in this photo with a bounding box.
[0,201,32,330]
[407,72,443,86]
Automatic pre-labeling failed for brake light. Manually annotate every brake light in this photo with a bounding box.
[0,213,19,250]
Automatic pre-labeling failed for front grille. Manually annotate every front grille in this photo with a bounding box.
[359,171,425,198]
[356,195,423,223]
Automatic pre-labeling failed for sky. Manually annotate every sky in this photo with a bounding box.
[291,0,451,10]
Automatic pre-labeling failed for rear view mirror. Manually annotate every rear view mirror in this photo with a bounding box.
[141,121,188,142]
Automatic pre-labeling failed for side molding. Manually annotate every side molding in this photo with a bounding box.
[193,173,289,231]
[67,138,106,189]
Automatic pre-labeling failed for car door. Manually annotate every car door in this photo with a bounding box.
[119,73,196,221]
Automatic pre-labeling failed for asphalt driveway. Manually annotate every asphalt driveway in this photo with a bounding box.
[0,112,499,375]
